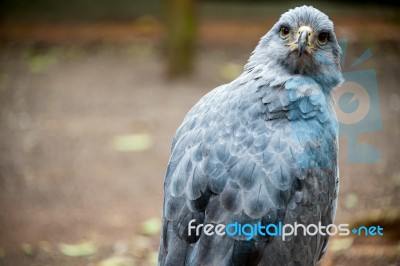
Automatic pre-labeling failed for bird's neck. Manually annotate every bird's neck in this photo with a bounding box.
[243,61,343,97]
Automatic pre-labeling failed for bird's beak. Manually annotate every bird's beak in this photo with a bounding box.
[297,26,312,57]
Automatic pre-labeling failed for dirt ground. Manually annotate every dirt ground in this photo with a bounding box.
[0,14,400,266]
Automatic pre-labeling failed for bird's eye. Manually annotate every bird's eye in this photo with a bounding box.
[317,32,329,45]
[279,26,290,38]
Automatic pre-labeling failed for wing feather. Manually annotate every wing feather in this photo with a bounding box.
[159,74,338,265]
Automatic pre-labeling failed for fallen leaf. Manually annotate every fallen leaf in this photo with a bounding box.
[147,251,158,266]
[112,134,152,152]
[58,241,97,257]
[329,237,353,252]
[344,193,358,209]
[24,49,58,73]
[97,256,135,266]
[21,243,34,256]
[393,173,400,186]
[140,218,161,236]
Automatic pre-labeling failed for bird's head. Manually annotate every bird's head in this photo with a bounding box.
[246,6,343,89]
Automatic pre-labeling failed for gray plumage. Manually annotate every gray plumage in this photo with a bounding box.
[159,6,343,266]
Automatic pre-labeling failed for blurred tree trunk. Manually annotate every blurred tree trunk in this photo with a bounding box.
[164,0,197,78]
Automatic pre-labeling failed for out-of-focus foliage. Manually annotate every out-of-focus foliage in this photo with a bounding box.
[58,241,98,257]
[0,0,160,22]
[329,237,354,252]
[97,256,136,266]
[111,134,153,152]
[21,243,35,256]
[140,218,162,236]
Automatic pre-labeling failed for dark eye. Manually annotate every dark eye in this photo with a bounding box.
[279,26,290,38]
[317,32,329,45]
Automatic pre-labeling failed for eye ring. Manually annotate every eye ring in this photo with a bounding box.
[279,26,290,39]
[317,32,329,45]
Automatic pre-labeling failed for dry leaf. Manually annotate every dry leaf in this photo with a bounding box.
[112,134,152,152]
[58,241,97,257]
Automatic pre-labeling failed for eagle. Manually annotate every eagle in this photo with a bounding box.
[158,6,343,266]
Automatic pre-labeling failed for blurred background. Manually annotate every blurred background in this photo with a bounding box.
[0,0,399,265]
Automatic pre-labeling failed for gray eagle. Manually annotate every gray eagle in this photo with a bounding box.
[159,6,343,266]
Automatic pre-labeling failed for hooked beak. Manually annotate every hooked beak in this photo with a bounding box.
[297,26,312,57]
